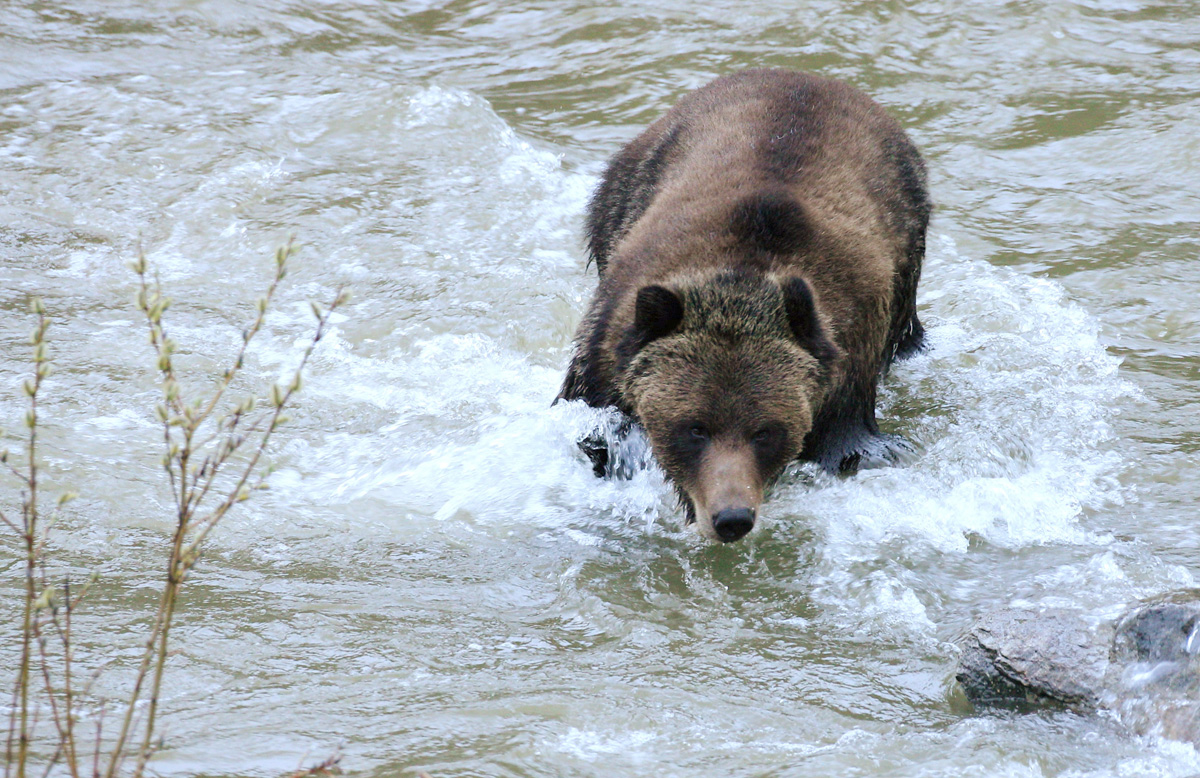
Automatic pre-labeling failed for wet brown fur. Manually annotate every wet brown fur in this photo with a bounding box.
[558,69,930,538]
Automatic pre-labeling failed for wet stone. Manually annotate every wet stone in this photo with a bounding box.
[956,608,1109,712]
[1107,591,1200,745]
[957,592,1200,746]
[1111,590,1200,666]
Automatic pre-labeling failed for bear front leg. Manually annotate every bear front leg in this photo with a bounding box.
[577,411,651,479]
[804,380,914,474]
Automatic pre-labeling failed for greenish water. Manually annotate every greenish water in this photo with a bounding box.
[2,1,1199,775]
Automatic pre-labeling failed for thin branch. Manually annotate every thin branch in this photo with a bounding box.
[6,668,23,778]
[182,430,252,520]
[92,704,105,778]
[3,459,30,484]
[285,748,342,778]
[50,579,80,778]
[10,301,48,778]
[103,559,175,778]
[181,295,341,562]
[191,239,295,429]
[159,419,180,518]
[36,742,63,778]
[134,290,344,777]
[33,610,67,762]
[130,530,184,777]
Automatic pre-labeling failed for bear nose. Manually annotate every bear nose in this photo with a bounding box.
[713,508,755,542]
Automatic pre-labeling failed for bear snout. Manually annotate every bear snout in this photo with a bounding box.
[690,442,763,542]
[712,507,756,543]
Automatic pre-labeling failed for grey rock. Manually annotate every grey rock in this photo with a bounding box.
[1112,590,1200,666]
[957,592,1200,746]
[1107,591,1200,744]
[956,608,1109,712]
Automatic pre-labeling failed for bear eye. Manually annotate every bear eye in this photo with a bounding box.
[689,423,710,441]
[752,424,784,447]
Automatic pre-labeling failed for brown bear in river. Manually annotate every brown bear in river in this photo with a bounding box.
[558,69,931,543]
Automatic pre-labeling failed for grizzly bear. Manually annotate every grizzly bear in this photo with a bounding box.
[558,69,930,543]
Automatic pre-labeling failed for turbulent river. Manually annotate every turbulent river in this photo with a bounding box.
[3,1,1200,776]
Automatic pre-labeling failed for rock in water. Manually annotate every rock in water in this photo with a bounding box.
[1111,590,1200,667]
[1107,590,1200,744]
[956,593,1200,746]
[956,608,1109,712]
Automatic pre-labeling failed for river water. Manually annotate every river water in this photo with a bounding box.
[2,1,1199,776]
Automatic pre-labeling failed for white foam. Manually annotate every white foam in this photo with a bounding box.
[792,235,1130,556]
[557,727,658,760]
[215,96,1132,652]
[755,235,1136,633]
[255,326,669,538]
[249,225,1134,577]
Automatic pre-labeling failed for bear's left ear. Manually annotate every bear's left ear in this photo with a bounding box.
[631,284,684,351]
[781,277,839,366]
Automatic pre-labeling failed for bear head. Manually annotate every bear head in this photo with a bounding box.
[619,269,840,542]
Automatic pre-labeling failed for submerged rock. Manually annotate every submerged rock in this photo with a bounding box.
[957,591,1200,745]
[1111,591,1200,668]
[1107,591,1200,744]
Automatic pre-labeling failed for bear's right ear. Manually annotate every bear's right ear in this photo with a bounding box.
[781,277,839,366]
[631,284,684,351]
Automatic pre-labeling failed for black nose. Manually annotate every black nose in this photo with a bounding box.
[713,508,755,542]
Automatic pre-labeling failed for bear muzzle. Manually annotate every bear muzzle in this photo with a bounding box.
[690,442,763,543]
